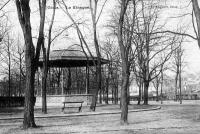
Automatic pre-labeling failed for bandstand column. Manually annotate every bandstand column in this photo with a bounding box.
[61,68,64,95]
[86,64,89,94]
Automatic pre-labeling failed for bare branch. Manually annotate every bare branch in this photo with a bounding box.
[149,30,197,40]
[51,24,73,43]
[96,0,108,23]
[0,0,11,10]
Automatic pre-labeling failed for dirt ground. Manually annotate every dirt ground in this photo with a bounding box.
[0,101,200,134]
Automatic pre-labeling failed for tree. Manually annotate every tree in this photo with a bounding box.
[161,1,200,49]
[189,0,200,119]
[109,0,142,124]
[58,0,107,111]
[152,73,161,102]
[15,0,46,128]
[0,0,11,11]
[192,0,200,48]
[89,0,108,108]
[13,36,25,96]
[131,0,181,105]
[102,37,120,104]
[0,1,10,45]
[41,0,56,114]
[117,0,133,124]
[171,37,185,103]
[1,33,14,97]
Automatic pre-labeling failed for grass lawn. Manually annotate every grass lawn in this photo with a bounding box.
[1,103,199,134]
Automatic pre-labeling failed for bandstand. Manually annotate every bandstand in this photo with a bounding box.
[35,47,108,106]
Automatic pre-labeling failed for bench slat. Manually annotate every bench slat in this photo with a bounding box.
[66,106,81,108]
[63,101,84,103]
[62,101,84,112]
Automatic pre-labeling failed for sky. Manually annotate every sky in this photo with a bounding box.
[2,0,200,75]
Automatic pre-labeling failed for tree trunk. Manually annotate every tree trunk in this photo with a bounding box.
[111,88,113,103]
[19,55,22,96]
[114,85,118,104]
[90,63,101,111]
[118,0,130,125]
[23,33,37,127]
[89,0,102,110]
[99,66,102,104]
[120,71,129,124]
[41,0,55,113]
[15,0,37,128]
[156,86,159,101]
[89,41,101,111]
[137,87,141,105]
[143,81,149,105]
[8,39,11,97]
[57,69,61,94]
[41,41,48,113]
[41,58,47,114]
[174,69,179,101]
[127,85,130,105]
[23,62,36,128]
[67,68,71,92]
[141,82,143,101]
[161,70,164,104]
[192,0,200,48]
[137,79,142,105]
[116,81,118,104]
[179,52,182,104]
[15,0,46,128]
[105,77,109,104]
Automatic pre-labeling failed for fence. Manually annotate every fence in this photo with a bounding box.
[0,97,36,107]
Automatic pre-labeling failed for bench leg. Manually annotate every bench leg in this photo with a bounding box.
[78,106,82,112]
[62,103,65,112]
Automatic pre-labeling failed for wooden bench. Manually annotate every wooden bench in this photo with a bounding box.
[62,101,84,112]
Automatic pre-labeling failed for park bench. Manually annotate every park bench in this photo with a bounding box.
[62,101,84,112]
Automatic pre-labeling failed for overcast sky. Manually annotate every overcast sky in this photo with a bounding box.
[3,0,200,75]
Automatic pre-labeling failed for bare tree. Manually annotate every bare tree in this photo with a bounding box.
[15,0,46,128]
[152,73,161,102]
[13,37,25,96]
[102,37,120,104]
[41,0,56,114]
[89,0,108,108]
[0,5,9,45]
[117,0,134,124]
[0,33,14,97]
[0,0,11,11]
[58,0,108,111]
[131,0,181,105]
[170,37,185,103]
[153,1,200,49]
[132,36,145,105]
[192,0,200,48]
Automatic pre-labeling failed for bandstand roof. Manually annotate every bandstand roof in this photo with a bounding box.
[38,49,109,67]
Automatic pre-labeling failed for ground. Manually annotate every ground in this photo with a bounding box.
[0,101,200,134]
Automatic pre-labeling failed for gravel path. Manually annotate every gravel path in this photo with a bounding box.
[0,102,200,134]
